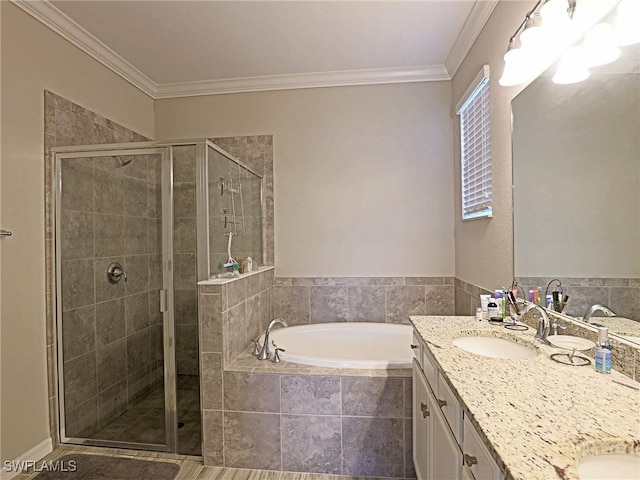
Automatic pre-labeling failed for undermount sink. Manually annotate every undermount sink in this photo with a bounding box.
[577,454,640,479]
[452,336,538,360]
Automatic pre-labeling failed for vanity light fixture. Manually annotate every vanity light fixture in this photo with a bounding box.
[499,0,576,87]
[612,0,640,46]
[499,0,634,87]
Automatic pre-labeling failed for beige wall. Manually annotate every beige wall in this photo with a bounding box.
[452,1,532,291]
[0,2,154,462]
[156,82,455,277]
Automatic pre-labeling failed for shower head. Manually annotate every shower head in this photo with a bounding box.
[117,156,132,167]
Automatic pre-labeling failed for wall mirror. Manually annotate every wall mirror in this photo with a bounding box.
[512,25,640,344]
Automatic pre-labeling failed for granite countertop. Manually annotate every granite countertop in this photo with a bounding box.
[409,315,640,480]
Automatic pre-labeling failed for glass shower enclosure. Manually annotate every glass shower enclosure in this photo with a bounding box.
[52,139,263,455]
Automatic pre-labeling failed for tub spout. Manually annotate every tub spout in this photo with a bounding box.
[258,317,288,360]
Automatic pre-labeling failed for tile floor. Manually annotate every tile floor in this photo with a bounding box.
[11,445,404,480]
[88,375,201,456]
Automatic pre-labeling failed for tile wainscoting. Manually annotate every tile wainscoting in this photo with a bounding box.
[274,276,455,325]
[515,276,640,321]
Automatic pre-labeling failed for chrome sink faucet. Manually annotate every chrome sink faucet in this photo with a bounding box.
[520,303,552,345]
[257,317,288,360]
[583,304,616,324]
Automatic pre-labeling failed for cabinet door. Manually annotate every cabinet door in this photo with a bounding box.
[461,465,476,480]
[462,416,501,480]
[431,390,462,480]
[413,361,431,480]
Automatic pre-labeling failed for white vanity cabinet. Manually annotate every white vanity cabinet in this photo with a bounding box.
[411,329,502,480]
[412,360,432,479]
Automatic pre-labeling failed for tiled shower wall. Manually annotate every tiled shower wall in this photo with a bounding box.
[59,153,164,437]
[273,276,455,324]
[173,145,199,375]
[211,136,274,266]
[208,149,263,274]
[45,91,151,441]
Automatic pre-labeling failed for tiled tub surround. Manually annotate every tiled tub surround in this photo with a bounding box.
[219,359,413,478]
[198,271,418,477]
[515,276,640,321]
[44,91,153,442]
[453,278,493,316]
[198,267,275,367]
[410,316,640,480]
[274,276,455,324]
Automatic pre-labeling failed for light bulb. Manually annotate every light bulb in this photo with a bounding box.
[613,0,640,46]
[540,0,572,28]
[581,23,621,67]
[552,47,590,84]
[519,14,544,48]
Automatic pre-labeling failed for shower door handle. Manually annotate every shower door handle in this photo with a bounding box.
[159,289,169,313]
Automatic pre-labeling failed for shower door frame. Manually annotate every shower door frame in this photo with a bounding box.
[52,143,178,452]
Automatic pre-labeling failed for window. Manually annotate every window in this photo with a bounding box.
[457,65,492,220]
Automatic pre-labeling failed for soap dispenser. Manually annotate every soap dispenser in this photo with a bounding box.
[594,326,612,374]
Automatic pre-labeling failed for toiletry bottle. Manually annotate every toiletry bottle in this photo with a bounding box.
[487,298,499,319]
[475,307,483,322]
[546,295,553,309]
[480,294,491,320]
[493,290,504,319]
[595,326,612,374]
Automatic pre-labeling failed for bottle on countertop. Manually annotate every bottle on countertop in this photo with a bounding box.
[595,326,612,374]
[487,298,499,319]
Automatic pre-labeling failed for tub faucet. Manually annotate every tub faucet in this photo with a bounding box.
[258,317,288,360]
[520,303,552,345]
[583,304,616,324]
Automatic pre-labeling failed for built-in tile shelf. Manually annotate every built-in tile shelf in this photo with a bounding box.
[198,266,275,286]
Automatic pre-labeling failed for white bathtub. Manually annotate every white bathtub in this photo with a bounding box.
[266,322,413,369]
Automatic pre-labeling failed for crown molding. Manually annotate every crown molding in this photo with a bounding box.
[445,0,500,78]
[14,0,496,99]
[154,66,450,98]
[12,0,157,97]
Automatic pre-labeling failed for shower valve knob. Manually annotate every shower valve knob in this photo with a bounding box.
[106,262,128,284]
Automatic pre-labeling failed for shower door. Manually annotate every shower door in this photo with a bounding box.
[54,146,177,451]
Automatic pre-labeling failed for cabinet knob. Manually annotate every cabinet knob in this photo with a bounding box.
[464,453,478,468]
[437,398,447,408]
[420,402,430,418]
[410,344,419,349]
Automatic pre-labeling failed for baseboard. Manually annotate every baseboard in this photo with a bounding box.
[1,437,53,480]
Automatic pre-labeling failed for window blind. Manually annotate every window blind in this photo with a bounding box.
[458,68,492,220]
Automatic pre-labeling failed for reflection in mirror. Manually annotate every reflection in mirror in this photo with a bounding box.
[512,39,640,344]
